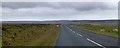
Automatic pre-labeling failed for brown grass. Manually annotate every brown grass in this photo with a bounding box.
[2,24,60,46]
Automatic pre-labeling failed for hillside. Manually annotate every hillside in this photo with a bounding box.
[2,24,60,46]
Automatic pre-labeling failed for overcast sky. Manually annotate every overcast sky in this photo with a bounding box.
[1,0,119,2]
[1,2,118,21]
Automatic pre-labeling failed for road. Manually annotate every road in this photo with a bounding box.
[56,25,119,48]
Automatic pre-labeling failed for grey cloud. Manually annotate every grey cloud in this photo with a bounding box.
[2,2,117,11]
[2,2,118,21]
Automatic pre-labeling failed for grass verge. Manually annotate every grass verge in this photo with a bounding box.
[2,24,60,46]
[73,24,119,38]
[0,36,1,48]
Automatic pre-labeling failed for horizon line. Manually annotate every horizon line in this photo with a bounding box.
[1,19,119,22]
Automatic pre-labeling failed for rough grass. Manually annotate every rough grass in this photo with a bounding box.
[73,24,119,38]
[0,36,1,48]
[0,23,2,48]
[2,24,60,46]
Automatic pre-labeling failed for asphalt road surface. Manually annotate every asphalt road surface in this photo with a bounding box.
[56,25,119,48]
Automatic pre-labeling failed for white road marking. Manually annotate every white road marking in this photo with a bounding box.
[66,26,83,37]
[77,33,83,37]
[66,26,75,33]
[65,26,105,48]
[87,38,106,48]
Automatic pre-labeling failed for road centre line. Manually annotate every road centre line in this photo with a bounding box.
[76,33,83,37]
[87,38,106,48]
[66,26,83,37]
[66,26,75,33]
[65,26,106,48]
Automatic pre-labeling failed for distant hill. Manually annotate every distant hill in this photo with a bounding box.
[2,20,118,26]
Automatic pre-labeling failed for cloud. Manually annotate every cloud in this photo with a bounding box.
[2,2,117,10]
[1,2,118,21]
[1,0,119,2]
